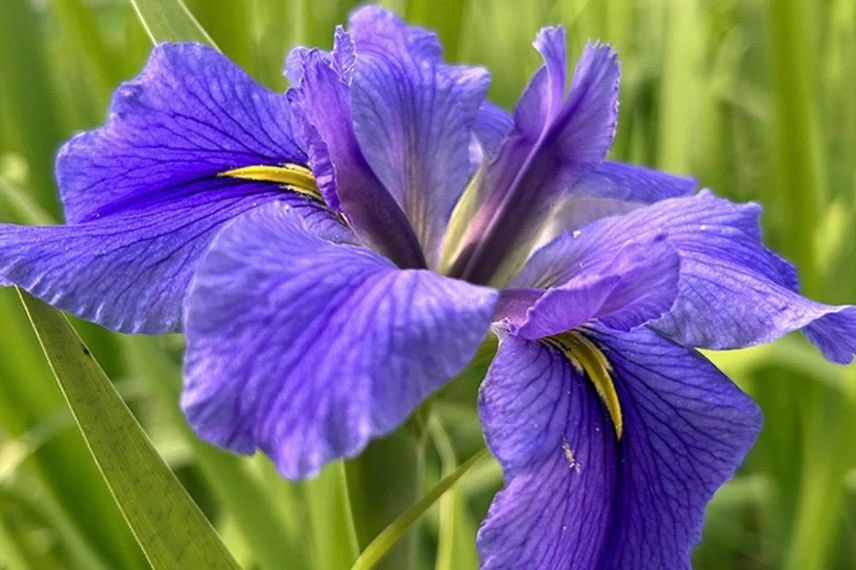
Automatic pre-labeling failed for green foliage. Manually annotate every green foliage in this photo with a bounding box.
[19,291,240,569]
[129,0,217,46]
[0,0,854,569]
[352,448,489,570]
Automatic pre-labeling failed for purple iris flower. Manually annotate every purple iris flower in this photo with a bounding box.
[2,6,855,568]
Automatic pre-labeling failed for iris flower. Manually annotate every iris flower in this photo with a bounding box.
[2,6,855,568]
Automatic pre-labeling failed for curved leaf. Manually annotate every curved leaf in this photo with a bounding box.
[19,290,240,570]
[351,448,488,570]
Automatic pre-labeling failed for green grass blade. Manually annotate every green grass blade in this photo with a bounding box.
[0,175,55,225]
[346,426,427,570]
[0,288,143,569]
[655,0,703,175]
[428,417,478,570]
[186,0,252,69]
[766,0,822,293]
[786,372,856,570]
[404,0,468,60]
[0,480,113,570]
[123,336,310,570]
[305,461,361,570]
[18,291,240,570]
[129,0,219,47]
[0,512,31,570]
[351,448,488,570]
[51,0,126,89]
[0,0,64,215]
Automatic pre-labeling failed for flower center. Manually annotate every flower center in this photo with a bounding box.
[543,331,623,441]
[219,164,322,202]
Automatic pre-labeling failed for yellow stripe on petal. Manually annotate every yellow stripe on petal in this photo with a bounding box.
[544,331,623,441]
[219,164,322,201]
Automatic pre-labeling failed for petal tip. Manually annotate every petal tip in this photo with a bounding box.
[804,306,856,364]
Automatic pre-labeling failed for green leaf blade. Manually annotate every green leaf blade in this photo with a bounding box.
[123,336,311,570]
[18,290,240,570]
[351,447,489,570]
[129,0,219,47]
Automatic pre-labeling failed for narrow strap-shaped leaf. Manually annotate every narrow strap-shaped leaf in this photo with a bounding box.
[0,512,30,570]
[351,448,489,570]
[18,290,241,570]
[129,0,218,47]
[428,417,479,570]
[0,175,55,225]
[0,0,63,214]
[124,336,311,570]
[305,461,361,570]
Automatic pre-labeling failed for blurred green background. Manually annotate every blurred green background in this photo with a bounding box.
[1,0,855,568]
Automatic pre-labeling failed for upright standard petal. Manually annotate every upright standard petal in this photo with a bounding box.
[0,43,328,333]
[347,6,490,268]
[448,29,620,285]
[526,190,856,362]
[478,327,761,569]
[182,204,498,479]
[287,44,427,269]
